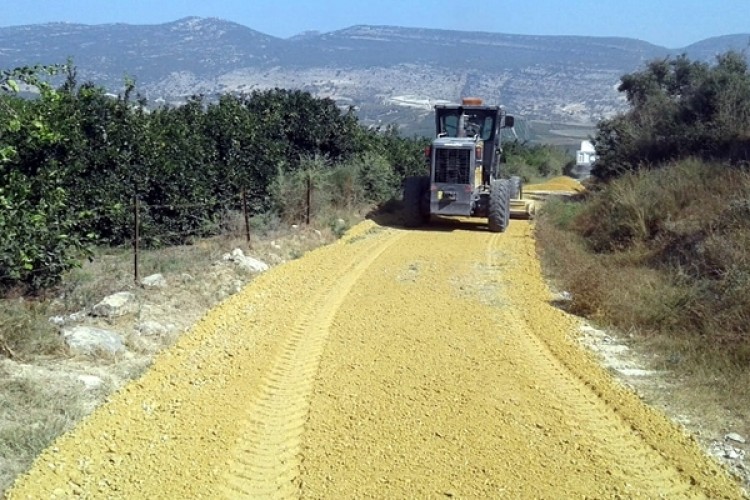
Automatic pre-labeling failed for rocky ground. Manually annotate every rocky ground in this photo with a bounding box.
[0,223,339,494]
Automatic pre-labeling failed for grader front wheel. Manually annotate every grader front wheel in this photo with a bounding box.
[403,176,430,227]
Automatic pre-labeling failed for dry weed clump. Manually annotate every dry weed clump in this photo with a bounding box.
[0,366,86,491]
[544,160,750,343]
[536,159,750,432]
[0,301,63,360]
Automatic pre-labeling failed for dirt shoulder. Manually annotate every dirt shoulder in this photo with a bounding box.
[0,223,338,495]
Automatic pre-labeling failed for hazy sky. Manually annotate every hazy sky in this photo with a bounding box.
[3,0,749,48]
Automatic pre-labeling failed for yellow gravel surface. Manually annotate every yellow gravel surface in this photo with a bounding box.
[525,176,585,193]
[9,219,742,498]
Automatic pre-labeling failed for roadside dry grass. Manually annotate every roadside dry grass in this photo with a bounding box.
[0,207,365,495]
[537,208,750,411]
[535,162,750,478]
[0,363,88,489]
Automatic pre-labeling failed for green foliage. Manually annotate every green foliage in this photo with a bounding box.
[502,140,573,181]
[0,171,92,290]
[540,196,585,230]
[593,51,750,179]
[546,158,750,342]
[271,155,328,223]
[0,65,427,291]
[350,152,399,204]
[573,159,726,252]
[272,151,402,223]
[361,125,430,179]
[1,64,96,291]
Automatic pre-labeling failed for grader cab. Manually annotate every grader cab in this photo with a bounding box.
[403,97,529,232]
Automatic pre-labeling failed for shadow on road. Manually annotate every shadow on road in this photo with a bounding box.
[367,205,492,234]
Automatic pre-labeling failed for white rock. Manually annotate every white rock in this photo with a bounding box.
[579,325,605,336]
[68,311,87,322]
[62,326,124,355]
[91,292,138,318]
[222,248,269,273]
[271,241,282,250]
[49,316,66,326]
[726,433,746,444]
[51,311,87,327]
[596,344,630,355]
[615,367,655,377]
[136,320,168,336]
[140,273,167,289]
[77,374,104,390]
[236,256,269,273]
[291,224,299,230]
[314,229,322,237]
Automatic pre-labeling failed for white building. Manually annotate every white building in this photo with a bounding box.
[576,140,597,167]
[572,140,597,179]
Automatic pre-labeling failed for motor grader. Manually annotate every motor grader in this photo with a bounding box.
[403,97,530,232]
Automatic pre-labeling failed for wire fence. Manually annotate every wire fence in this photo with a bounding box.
[1,180,321,287]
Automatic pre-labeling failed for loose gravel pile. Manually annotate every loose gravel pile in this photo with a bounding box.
[526,176,586,193]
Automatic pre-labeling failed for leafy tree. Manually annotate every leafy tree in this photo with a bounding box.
[0,68,428,290]
[593,51,750,179]
[502,140,571,181]
[0,64,95,290]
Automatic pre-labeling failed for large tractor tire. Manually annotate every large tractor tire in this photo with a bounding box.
[488,179,511,233]
[509,175,523,200]
[403,176,430,227]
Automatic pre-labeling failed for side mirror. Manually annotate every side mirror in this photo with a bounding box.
[504,115,515,128]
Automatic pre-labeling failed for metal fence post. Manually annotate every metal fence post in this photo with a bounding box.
[133,195,140,284]
[242,187,251,245]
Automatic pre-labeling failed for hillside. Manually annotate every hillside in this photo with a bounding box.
[1,17,748,134]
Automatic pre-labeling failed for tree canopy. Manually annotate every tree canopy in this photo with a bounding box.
[593,51,750,179]
[0,68,426,291]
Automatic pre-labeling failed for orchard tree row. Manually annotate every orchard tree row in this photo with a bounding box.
[0,65,428,290]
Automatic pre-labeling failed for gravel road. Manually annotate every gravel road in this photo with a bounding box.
[9,219,742,498]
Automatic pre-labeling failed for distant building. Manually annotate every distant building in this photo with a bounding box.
[576,140,596,166]
[573,140,597,179]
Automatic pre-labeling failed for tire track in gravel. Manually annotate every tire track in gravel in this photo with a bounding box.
[219,230,403,498]
[6,222,399,499]
[7,219,743,498]
[299,220,742,498]
[490,223,741,497]
[485,230,693,496]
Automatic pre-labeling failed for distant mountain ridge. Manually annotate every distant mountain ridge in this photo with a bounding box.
[1,17,748,129]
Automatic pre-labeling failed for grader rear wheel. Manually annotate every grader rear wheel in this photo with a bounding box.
[488,179,511,233]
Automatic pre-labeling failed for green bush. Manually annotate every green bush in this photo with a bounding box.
[541,158,750,344]
[539,196,585,230]
[593,51,750,179]
[0,64,428,290]
[352,152,399,204]
[503,141,572,181]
